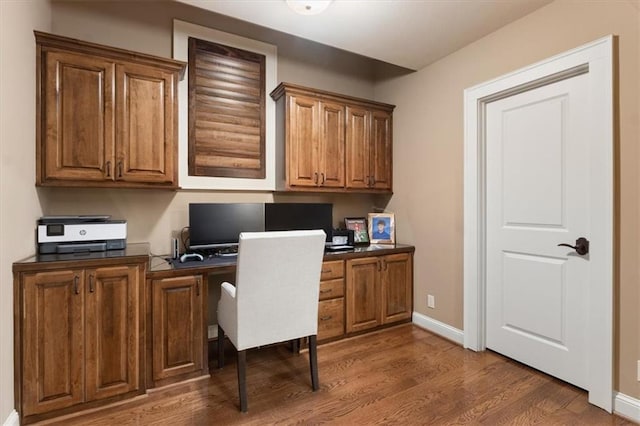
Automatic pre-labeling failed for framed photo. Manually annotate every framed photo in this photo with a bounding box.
[344,217,370,245]
[368,213,395,244]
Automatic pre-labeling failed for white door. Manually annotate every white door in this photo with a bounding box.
[485,74,590,389]
[463,36,613,411]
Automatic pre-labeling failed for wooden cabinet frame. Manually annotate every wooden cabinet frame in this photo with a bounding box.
[147,274,208,388]
[14,257,146,424]
[271,83,394,193]
[346,253,413,333]
[35,31,185,189]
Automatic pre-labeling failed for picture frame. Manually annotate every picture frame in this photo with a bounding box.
[368,213,395,244]
[344,217,370,245]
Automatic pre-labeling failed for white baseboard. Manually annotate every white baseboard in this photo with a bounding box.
[3,409,19,426]
[412,311,464,345]
[614,392,640,423]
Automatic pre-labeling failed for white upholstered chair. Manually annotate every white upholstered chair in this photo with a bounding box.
[217,230,326,412]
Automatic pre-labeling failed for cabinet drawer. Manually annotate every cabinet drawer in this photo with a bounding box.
[321,260,344,280]
[319,278,344,300]
[318,298,345,341]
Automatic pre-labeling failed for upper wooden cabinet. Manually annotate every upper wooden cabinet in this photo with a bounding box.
[271,83,394,193]
[345,106,393,190]
[35,31,186,189]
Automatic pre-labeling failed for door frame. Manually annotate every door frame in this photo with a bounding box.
[463,36,614,411]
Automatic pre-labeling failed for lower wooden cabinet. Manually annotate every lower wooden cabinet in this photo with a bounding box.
[317,260,345,341]
[15,261,145,421]
[381,253,413,324]
[149,274,208,386]
[346,253,413,333]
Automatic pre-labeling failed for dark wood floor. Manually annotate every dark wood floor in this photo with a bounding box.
[58,324,633,425]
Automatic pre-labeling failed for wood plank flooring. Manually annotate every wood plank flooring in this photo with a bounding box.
[54,324,634,425]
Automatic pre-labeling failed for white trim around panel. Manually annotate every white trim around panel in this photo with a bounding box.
[463,36,614,412]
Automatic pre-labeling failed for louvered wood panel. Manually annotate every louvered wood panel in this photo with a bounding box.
[188,37,265,179]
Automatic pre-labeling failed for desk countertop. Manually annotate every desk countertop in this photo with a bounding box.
[146,243,415,279]
[13,242,151,272]
[12,242,415,277]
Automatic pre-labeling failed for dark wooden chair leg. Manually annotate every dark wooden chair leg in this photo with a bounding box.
[237,350,248,412]
[309,335,319,391]
[292,338,300,354]
[218,325,225,369]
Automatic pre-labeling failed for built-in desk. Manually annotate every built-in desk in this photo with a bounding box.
[13,242,414,424]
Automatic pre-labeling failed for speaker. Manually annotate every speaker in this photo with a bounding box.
[171,237,179,259]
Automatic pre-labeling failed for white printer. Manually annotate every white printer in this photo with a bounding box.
[37,215,127,254]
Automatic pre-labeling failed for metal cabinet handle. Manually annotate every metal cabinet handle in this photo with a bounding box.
[89,274,95,293]
[382,259,387,271]
[196,277,201,296]
[106,161,111,178]
[377,260,382,272]
[321,173,325,185]
[558,237,589,255]
[321,268,331,274]
[117,160,123,178]
[74,275,79,295]
[319,315,332,321]
[320,289,332,294]
[314,172,318,184]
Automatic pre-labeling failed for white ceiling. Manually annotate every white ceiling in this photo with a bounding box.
[175,0,552,70]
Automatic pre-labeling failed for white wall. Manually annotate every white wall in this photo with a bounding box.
[0,0,52,421]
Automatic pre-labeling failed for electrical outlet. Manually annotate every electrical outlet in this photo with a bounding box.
[427,294,435,309]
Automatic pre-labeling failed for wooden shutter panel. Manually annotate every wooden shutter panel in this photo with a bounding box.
[188,37,266,179]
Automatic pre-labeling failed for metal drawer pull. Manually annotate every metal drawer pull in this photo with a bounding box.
[320,289,332,294]
[321,269,331,273]
[89,274,95,293]
[73,275,79,295]
[106,161,111,177]
[320,315,332,321]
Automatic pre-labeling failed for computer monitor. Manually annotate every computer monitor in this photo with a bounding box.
[264,203,333,242]
[189,203,265,249]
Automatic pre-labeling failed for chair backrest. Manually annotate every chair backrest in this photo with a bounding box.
[234,230,326,349]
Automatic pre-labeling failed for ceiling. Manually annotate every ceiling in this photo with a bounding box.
[174,0,552,70]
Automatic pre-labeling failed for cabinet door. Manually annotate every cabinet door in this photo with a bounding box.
[345,105,370,189]
[346,257,381,333]
[116,63,176,185]
[382,253,413,324]
[288,94,319,187]
[85,265,142,401]
[151,275,204,381]
[41,50,115,183]
[318,101,345,188]
[22,270,85,416]
[370,109,393,190]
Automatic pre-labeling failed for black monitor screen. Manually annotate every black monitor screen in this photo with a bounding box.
[189,203,265,249]
[264,203,333,242]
